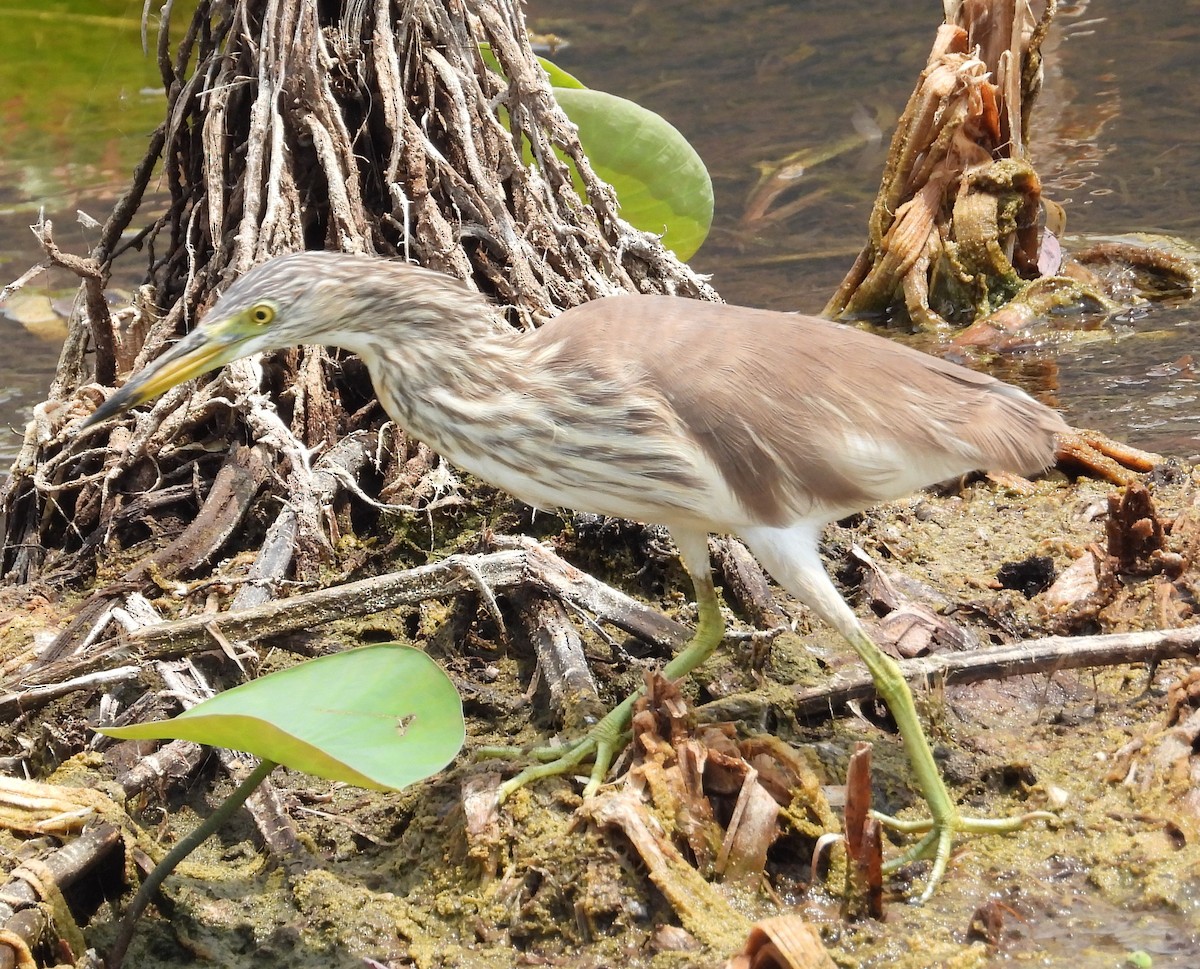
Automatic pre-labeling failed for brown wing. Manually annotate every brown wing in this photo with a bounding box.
[529,295,1066,525]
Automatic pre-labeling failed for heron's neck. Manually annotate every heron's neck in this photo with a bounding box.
[352,313,541,461]
[347,298,673,517]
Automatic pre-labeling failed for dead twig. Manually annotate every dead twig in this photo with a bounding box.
[512,590,602,722]
[793,625,1200,717]
[15,538,689,698]
[0,824,123,967]
[0,668,141,721]
[0,261,50,305]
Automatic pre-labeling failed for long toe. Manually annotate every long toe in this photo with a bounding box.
[873,807,1057,901]
[489,699,636,802]
[496,735,601,803]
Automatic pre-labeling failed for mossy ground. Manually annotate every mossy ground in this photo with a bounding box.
[2,466,1198,968]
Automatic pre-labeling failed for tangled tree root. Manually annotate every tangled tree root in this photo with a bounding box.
[1,0,712,601]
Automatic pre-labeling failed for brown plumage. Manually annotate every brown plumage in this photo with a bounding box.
[523,295,1064,523]
[84,252,1066,899]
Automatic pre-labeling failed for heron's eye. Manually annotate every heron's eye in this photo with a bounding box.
[249,304,275,327]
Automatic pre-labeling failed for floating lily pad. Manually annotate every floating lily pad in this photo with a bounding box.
[481,45,713,259]
[553,85,713,260]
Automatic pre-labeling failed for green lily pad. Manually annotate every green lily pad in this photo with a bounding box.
[552,86,713,260]
[481,45,713,259]
[100,644,464,791]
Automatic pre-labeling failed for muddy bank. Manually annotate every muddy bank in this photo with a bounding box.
[2,463,1198,967]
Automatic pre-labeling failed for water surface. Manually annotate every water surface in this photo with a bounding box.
[1,0,1197,464]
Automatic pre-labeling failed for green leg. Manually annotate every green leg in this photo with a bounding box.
[483,529,722,803]
[845,625,1054,900]
[741,523,1053,901]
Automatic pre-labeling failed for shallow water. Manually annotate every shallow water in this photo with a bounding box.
[1,1,1198,468]
[0,1,169,467]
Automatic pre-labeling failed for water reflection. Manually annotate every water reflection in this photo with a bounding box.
[1,0,1197,467]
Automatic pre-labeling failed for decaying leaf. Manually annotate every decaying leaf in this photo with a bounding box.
[723,914,837,969]
[582,673,840,942]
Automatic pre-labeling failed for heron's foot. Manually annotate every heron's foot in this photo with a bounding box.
[872,807,1057,902]
[479,575,725,805]
[477,699,635,803]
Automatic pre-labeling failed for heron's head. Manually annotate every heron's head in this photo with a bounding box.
[82,251,486,429]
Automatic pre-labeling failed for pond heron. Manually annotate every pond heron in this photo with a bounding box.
[84,251,1065,899]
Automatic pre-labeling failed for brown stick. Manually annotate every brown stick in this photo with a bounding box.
[512,589,602,719]
[131,549,529,653]
[792,625,1200,717]
[116,538,689,656]
[0,823,123,969]
[8,538,687,714]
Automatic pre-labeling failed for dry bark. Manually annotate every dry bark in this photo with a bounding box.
[825,0,1059,326]
[791,625,1200,717]
[0,0,713,677]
